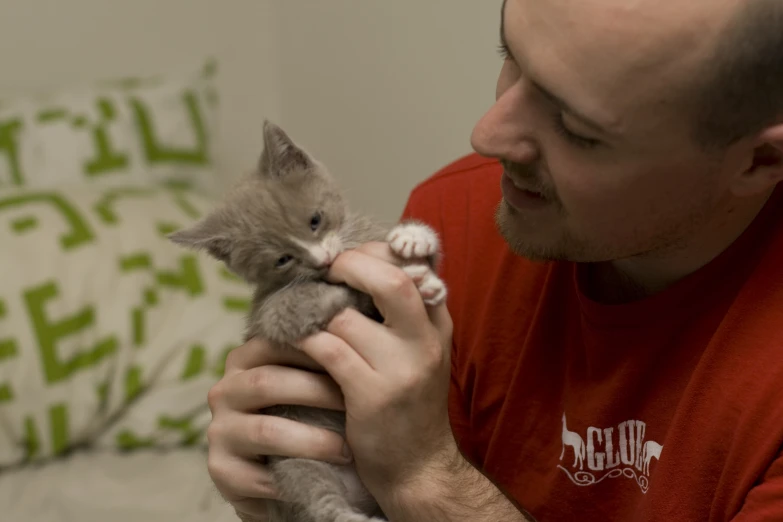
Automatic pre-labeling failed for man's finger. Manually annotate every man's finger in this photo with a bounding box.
[219,413,350,464]
[223,365,345,412]
[427,300,453,343]
[224,338,325,375]
[325,307,393,368]
[326,249,430,335]
[207,452,279,501]
[297,330,374,388]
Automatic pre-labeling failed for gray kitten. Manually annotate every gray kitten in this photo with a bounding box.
[169,121,447,522]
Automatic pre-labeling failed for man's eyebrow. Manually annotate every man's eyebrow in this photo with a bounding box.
[499,0,612,136]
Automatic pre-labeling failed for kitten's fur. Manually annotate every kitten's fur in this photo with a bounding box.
[169,121,447,522]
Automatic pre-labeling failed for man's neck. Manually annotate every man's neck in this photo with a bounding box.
[584,189,775,305]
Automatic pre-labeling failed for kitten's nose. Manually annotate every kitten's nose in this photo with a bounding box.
[312,247,334,268]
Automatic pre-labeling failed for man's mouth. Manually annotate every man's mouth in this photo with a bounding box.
[500,172,551,210]
[509,177,544,196]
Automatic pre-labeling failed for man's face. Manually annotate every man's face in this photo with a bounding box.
[471,0,745,262]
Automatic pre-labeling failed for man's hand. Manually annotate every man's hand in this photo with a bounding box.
[205,338,351,519]
[298,242,534,521]
[297,242,455,495]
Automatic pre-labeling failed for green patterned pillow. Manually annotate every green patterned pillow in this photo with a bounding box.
[0,59,219,194]
[0,182,250,467]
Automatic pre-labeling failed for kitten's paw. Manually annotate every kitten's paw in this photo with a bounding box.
[387,223,439,259]
[402,264,447,306]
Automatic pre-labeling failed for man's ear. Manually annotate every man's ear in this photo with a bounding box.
[167,215,233,263]
[731,124,783,197]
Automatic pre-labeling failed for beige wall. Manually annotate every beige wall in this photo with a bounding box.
[277,1,501,221]
[0,0,501,221]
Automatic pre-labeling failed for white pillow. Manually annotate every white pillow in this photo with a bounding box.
[0,182,249,467]
[0,60,219,195]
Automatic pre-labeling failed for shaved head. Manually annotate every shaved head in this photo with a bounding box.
[687,0,783,148]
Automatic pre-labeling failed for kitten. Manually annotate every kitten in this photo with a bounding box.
[169,121,447,522]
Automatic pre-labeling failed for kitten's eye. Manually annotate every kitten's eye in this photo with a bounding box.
[310,212,322,232]
[275,255,294,268]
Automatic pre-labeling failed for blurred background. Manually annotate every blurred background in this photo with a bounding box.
[0,0,500,220]
[0,2,500,521]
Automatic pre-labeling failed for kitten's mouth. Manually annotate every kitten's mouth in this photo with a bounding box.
[301,234,344,269]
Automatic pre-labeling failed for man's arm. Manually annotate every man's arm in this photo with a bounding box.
[379,441,536,522]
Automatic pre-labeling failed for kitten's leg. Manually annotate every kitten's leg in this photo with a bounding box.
[270,459,385,522]
[401,263,447,306]
[252,282,364,345]
[386,222,447,306]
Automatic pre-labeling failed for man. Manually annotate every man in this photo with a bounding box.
[205,0,783,520]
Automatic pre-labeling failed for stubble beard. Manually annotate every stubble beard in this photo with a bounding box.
[493,199,579,262]
[494,190,719,265]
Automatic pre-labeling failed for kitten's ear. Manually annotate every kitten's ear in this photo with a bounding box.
[258,120,313,178]
[168,217,232,263]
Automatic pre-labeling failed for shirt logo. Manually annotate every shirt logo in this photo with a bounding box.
[558,412,663,494]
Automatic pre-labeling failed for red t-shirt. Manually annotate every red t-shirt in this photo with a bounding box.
[399,153,783,521]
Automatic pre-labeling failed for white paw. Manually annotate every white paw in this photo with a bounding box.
[387,223,439,259]
[402,264,447,306]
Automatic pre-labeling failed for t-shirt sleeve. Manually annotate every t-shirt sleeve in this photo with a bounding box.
[732,452,783,520]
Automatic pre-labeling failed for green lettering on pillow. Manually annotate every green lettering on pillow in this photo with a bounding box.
[11,216,37,234]
[131,307,145,346]
[24,281,118,384]
[0,298,16,401]
[119,252,152,271]
[158,414,202,446]
[118,253,158,347]
[125,365,143,401]
[213,344,235,377]
[168,188,202,219]
[23,416,40,459]
[116,430,155,450]
[181,345,206,380]
[120,251,201,347]
[144,287,158,306]
[50,403,69,455]
[156,256,204,297]
[82,99,131,177]
[37,109,69,122]
[94,187,155,225]
[0,339,16,403]
[223,297,250,312]
[96,381,109,409]
[130,91,210,166]
[156,221,181,237]
[218,266,251,313]
[0,193,95,250]
[0,119,24,186]
[219,267,242,283]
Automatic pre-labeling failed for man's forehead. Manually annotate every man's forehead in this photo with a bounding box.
[500,0,738,132]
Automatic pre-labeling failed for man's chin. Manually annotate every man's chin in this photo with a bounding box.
[494,201,565,262]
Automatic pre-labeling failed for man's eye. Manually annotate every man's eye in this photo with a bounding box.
[310,212,322,231]
[552,114,602,149]
[275,255,293,268]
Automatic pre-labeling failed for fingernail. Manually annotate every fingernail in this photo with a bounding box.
[341,443,353,461]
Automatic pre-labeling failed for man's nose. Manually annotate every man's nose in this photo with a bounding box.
[470,82,540,165]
